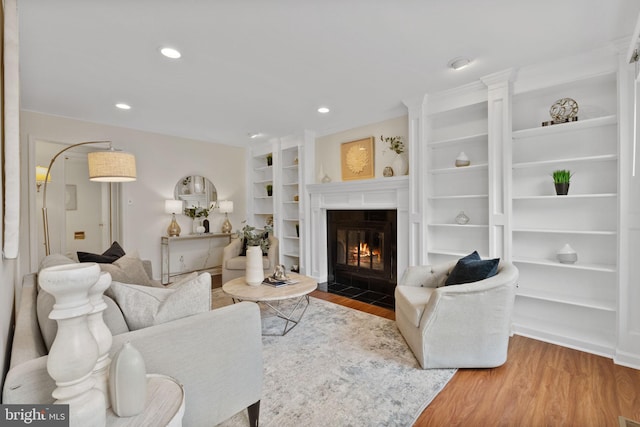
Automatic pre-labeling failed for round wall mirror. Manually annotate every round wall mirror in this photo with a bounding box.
[174,175,217,209]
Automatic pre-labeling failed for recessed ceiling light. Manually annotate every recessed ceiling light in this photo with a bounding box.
[115,103,131,110]
[248,132,262,139]
[448,57,471,70]
[317,107,330,114]
[160,47,181,59]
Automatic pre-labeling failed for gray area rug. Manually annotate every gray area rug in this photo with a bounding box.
[214,291,456,427]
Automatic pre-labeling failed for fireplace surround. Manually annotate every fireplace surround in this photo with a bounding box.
[305,177,409,287]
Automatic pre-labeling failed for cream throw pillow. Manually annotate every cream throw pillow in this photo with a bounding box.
[100,252,162,288]
[105,272,211,331]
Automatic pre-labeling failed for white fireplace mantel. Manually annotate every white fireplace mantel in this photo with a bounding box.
[304,176,409,284]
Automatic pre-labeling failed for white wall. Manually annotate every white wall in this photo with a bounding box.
[20,111,246,279]
[315,115,408,182]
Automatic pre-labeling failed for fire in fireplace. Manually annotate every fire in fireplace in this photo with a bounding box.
[328,210,397,296]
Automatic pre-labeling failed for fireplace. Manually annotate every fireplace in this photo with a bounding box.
[327,210,397,296]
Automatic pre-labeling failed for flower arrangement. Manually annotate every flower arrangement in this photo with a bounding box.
[380,135,405,154]
[236,222,273,253]
[184,205,213,219]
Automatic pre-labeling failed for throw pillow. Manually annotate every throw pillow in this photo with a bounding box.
[445,252,499,286]
[78,241,126,263]
[105,273,211,331]
[100,252,162,288]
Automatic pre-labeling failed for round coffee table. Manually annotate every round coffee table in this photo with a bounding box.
[222,273,317,336]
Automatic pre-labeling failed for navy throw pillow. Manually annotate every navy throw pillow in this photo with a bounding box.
[77,241,126,263]
[445,252,499,286]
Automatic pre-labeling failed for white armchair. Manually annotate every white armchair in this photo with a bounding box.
[222,236,279,284]
[395,261,518,369]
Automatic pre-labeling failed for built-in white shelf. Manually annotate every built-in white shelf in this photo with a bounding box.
[512,154,617,169]
[428,249,490,258]
[513,257,616,273]
[512,115,617,139]
[512,193,616,201]
[253,179,273,184]
[512,228,616,236]
[428,223,489,229]
[516,288,616,312]
[430,163,488,174]
[428,194,488,200]
[428,132,488,147]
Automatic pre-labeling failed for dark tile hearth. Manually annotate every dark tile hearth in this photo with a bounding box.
[324,282,395,310]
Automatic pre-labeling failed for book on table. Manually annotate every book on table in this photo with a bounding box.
[262,277,300,287]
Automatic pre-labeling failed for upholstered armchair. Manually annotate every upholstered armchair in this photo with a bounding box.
[395,260,519,369]
[222,236,279,284]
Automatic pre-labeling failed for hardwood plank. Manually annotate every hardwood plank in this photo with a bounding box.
[312,290,640,426]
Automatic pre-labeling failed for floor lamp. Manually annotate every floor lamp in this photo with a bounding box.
[42,141,137,256]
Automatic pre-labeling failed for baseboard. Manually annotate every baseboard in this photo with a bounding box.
[614,350,640,370]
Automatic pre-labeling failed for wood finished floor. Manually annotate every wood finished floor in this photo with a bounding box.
[310,290,640,427]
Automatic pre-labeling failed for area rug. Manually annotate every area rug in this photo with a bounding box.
[214,292,456,427]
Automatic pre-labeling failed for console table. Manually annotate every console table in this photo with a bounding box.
[161,233,231,284]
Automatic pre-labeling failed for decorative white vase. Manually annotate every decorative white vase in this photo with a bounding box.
[391,152,408,176]
[245,245,264,286]
[109,342,147,417]
[557,243,578,264]
[455,151,471,167]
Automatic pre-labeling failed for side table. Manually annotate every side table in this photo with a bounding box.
[106,374,185,426]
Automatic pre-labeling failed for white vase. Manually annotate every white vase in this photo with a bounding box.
[557,243,578,264]
[109,342,147,417]
[391,152,408,176]
[245,245,264,286]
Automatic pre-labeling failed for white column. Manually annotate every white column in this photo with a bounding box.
[39,263,106,427]
[481,69,516,260]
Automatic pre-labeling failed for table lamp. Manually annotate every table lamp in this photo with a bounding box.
[165,200,184,237]
[218,200,234,233]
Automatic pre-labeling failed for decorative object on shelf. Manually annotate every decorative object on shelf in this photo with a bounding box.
[381,134,408,176]
[455,151,470,167]
[109,342,147,417]
[193,175,205,194]
[184,204,213,234]
[455,211,470,225]
[542,98,579,126]
[266,215,274,226]
[165,200,183,237]
[383,166,394,177]
[218,200,234,233]
[293,194,299,202]
[321,173,332,183]
[556,243,578,264]
[552,169,573,195]
[266,153,273,166]
[41,140,137,256]
[266,184,273,197]
[295,223,300,237]
[293,156,298,165]
[203,218,210,233]
[341,137,375,181]
[291,264,299,273]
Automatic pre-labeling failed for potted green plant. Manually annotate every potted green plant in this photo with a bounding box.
[266,184,273,197]
[552,169,573,195]
[266,153,273,166]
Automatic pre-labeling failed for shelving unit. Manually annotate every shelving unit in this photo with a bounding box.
[510,71,619,356]
[249,136,306,274]
[279,144,301,271]
[426,99,489,264]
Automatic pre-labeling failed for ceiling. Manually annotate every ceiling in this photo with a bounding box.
[18,0,640,147]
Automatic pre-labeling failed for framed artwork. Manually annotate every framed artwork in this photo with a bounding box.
[340,137,375,181]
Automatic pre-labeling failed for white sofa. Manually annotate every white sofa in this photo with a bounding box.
[395,260,519,369]
[2,255,263,426]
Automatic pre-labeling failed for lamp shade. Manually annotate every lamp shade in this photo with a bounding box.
[88,151,137,182]
[165,199,183,214]
[218,200,234,214]
[35,165,51,183]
